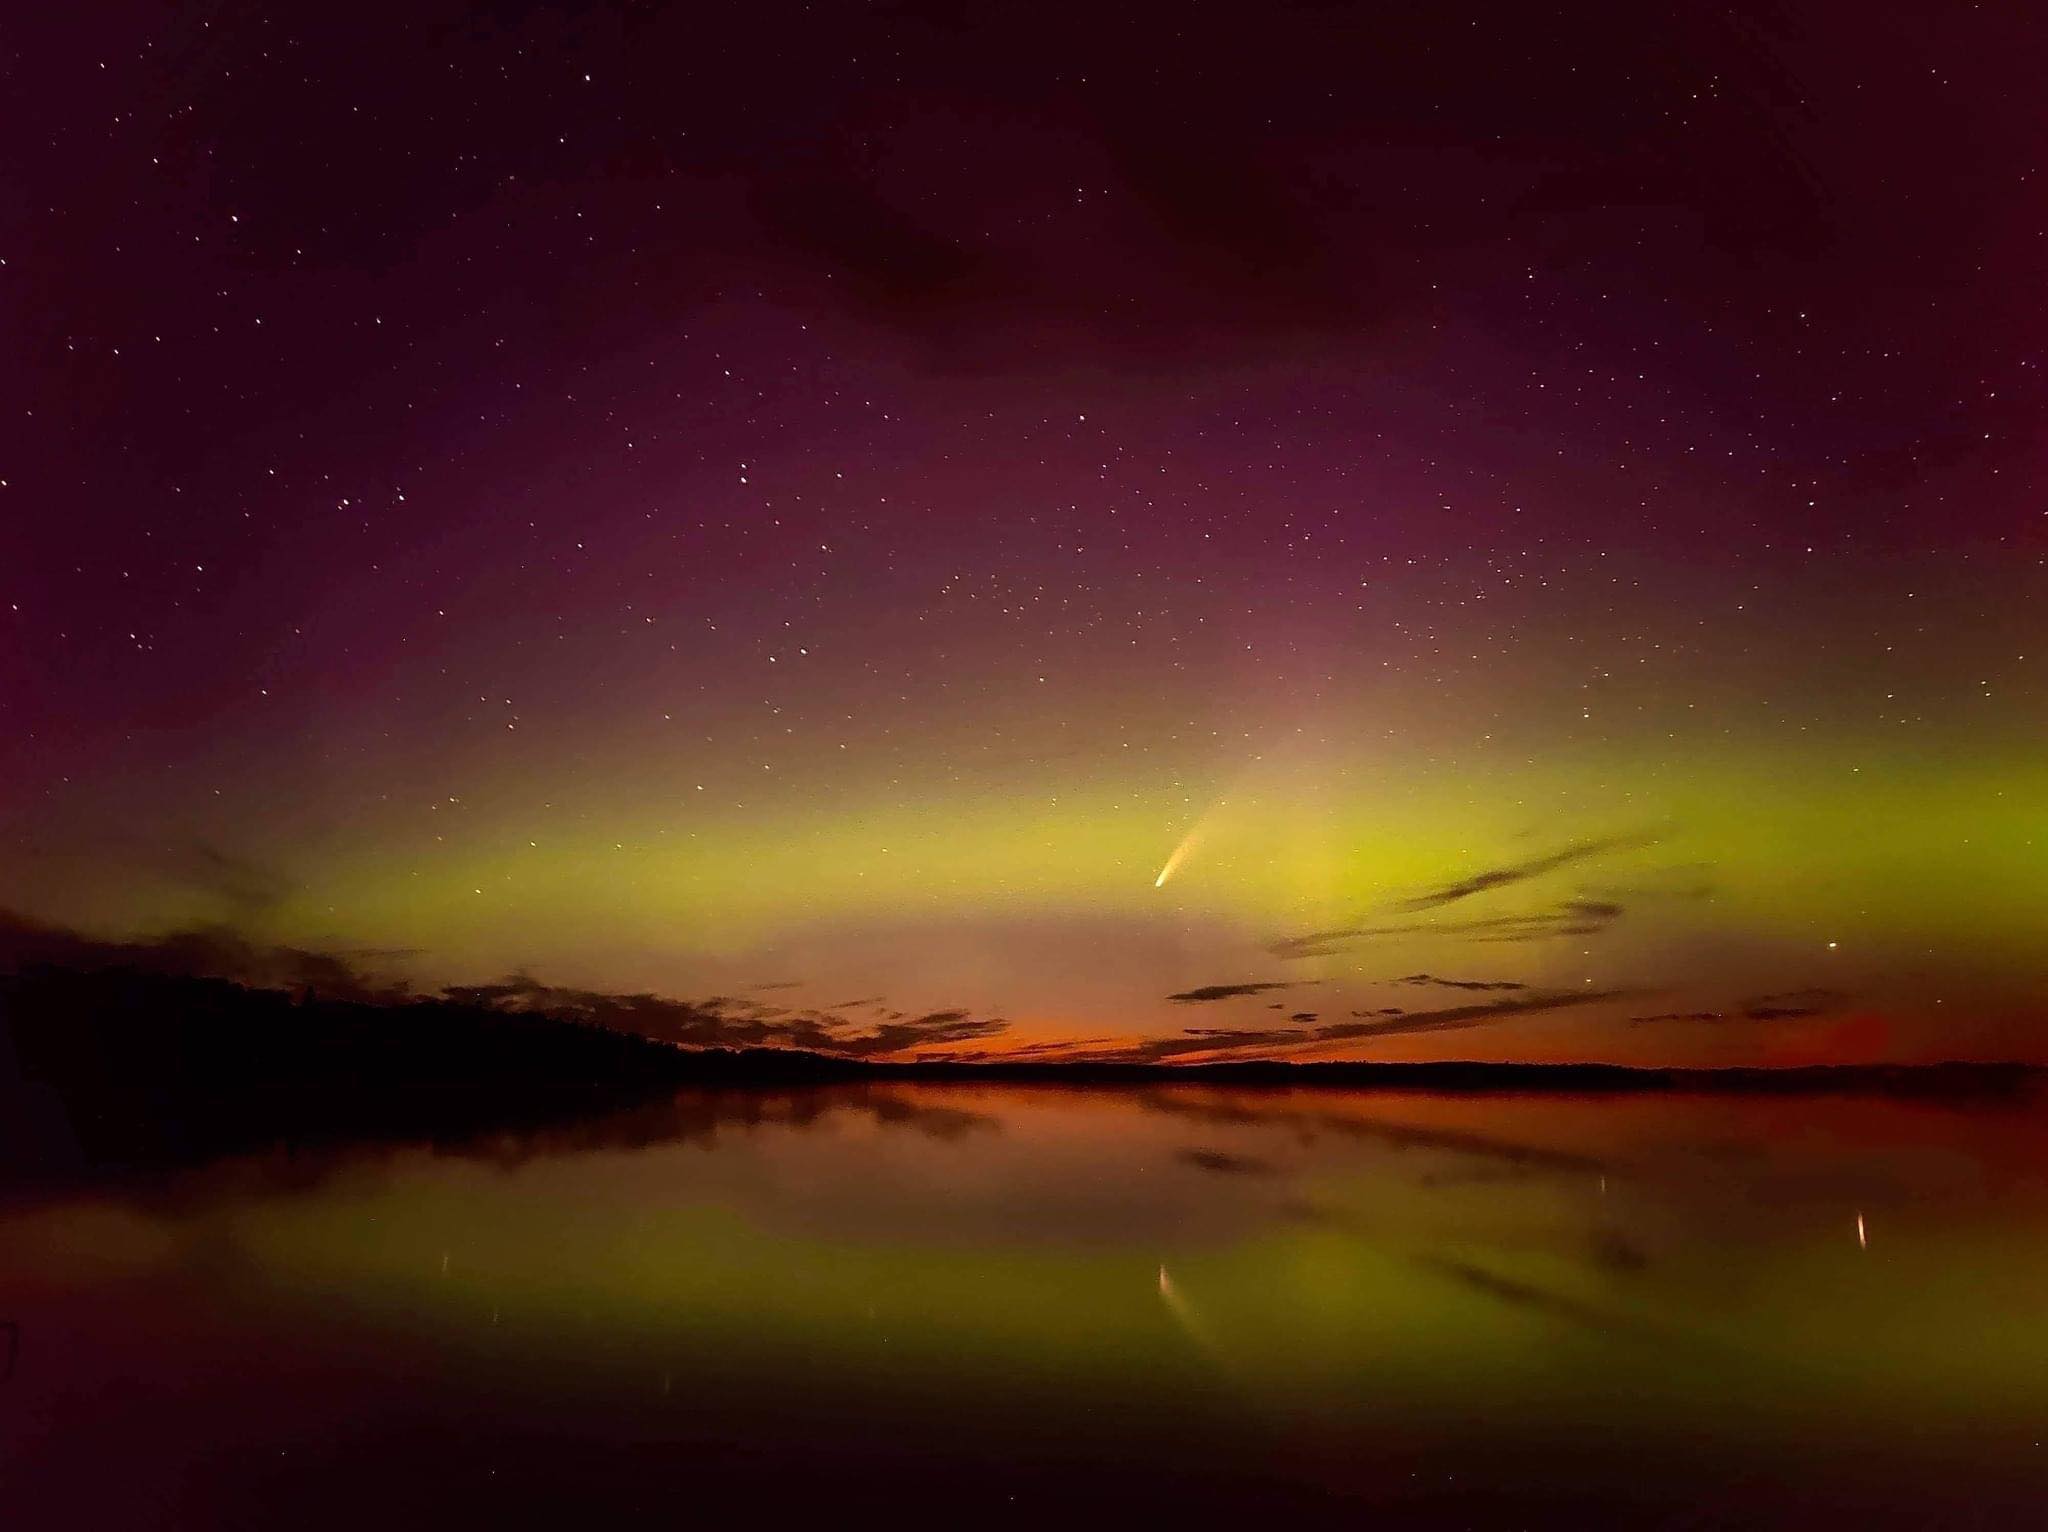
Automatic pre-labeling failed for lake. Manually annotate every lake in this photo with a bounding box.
[4,1082,2046,1526]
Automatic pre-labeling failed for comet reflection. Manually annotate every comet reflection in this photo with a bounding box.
[1158,1263,1222,1358]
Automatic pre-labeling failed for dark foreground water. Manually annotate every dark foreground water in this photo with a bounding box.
[5,1083,2047,1527]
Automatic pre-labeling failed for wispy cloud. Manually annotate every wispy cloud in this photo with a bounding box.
[1306,989,1640,1045]
[1061,988,1638,1064]
[1267,899,1626,959]
[1167,980,1307,1003]
[1399,973,1529,992]
[1630,987,1851,1026]
[1398,834,1656,911]
[0,907,409,1004]
[1743,987,1848,1020]
[1264,832,1653,959]
[450,976,1011,1058]
[1176,1148,1282,1176]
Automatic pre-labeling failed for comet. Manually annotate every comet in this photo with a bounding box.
[1154,832,1199,887]
[1153,809,1220,888]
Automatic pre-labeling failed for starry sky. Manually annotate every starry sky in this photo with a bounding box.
[4,0,2046,1065]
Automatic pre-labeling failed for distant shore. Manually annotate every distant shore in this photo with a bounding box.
[4,965,2038,1178]
[862,1056,2042,1095]
[5,966,2035,1099]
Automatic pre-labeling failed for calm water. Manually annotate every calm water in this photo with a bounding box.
[5,1083,2047,1526]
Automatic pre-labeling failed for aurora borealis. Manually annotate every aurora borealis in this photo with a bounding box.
[6,1,2046,1065]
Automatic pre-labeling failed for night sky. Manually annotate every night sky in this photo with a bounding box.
[6,1,2046,1065]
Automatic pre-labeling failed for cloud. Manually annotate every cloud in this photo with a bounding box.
[19,839,298,920]
[188,844,294,916]
[1166,981,1306,1003]
[1054,1027,1306,1064]
[1263,846,1643,958]
[932,1035,1115,1064]
[1582,865,1716,904]
[1629,987,1851,1025]
[1267,899,1626,959]
[836,1008,1012,1057]
[1176,1148,1281,1177]
[1287,1011,1320,1024]
[1463,900,1627,943]
[1306,989,1639,1045]
[1564,899,1625,922]
[0,907,408,1004]
[1265,927,1379,959]
[449,977,1010,1060]
[1061,987,1637,1064]
[1743,987,1848,1020]
[1398,834,1656,911]
[1399,973,1529,992]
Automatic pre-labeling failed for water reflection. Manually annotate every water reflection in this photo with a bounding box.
[4,1083,2047,1526]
